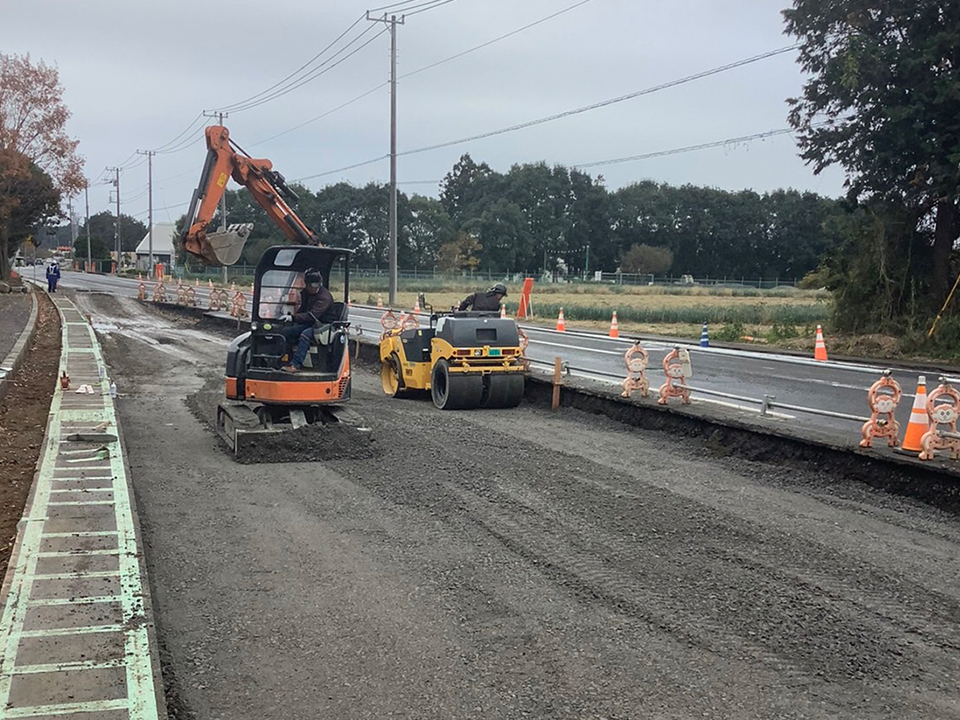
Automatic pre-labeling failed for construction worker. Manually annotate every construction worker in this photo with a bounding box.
[458,283,507,312]
[45,260,61,292]
[280,268,335,373]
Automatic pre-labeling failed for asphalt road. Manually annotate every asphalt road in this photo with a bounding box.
[57,269,933,441]
[71,290,960,719]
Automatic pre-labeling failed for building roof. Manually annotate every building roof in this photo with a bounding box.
[134,223,178,255]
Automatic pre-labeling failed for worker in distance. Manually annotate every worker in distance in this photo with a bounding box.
[458,283,507,312]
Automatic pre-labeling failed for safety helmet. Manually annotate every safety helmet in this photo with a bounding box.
[488,283,507,296]
[304,267,322,284]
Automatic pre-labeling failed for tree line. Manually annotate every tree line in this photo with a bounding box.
[187,156,844,282]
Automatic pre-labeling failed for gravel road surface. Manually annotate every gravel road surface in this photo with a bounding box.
[73,291,960,720]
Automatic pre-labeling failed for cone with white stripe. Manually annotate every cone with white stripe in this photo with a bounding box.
[556,307,566,332]
[814,324,828,361]
[500,304,507,319]
[897,376,929,454]
[609,311,619,338]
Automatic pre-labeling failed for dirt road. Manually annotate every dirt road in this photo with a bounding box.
[74,291,960,720]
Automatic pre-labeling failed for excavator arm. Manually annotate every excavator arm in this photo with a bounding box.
[181,125,319,266]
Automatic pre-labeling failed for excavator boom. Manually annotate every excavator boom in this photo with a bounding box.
[181,125,319,266]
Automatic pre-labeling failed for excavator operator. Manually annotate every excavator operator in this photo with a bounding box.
[280,268,336,373]
[458,283,507,312]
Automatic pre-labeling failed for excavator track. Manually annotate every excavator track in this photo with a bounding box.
[217,401,373,463]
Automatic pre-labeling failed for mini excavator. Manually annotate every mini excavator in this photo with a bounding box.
[182,125,367,457]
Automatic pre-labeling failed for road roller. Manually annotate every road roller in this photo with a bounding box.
[379,310,526,409]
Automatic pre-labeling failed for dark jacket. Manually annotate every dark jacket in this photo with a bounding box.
[293,285,336,325]
[46,265,61,279]
[458,291,502,312]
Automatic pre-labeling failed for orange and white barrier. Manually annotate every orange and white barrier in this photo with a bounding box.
[920,379,960,461]
[859,371,901,448]
[898,376,929,453]
[556,307,566,332]
[609,311,619,338]
[658,346,692,405]
[517,328,530,371]
[151,279,167,304]
[814,324,828,361]
[621,342,650,398]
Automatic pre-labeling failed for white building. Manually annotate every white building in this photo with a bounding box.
[134,223,178,271]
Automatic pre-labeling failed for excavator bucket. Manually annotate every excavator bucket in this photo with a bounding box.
[196,223,254,266]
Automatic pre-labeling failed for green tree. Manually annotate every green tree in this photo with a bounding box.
[404,195,453,269]
[784,0,960,306]
[78,211,147,254]
[73,235,110,260]
[437,231,482,272]
[620,243,674,275]
[0,149,60,278]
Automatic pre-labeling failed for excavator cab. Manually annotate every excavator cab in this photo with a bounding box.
[218,245,364,456]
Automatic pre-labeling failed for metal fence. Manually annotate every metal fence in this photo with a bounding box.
[165,265,800,289]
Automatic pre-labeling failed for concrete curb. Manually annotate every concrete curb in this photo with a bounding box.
[0,297,166,718]
[0,285,39,405]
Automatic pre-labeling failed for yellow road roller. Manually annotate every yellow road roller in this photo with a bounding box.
[379,310,526,409]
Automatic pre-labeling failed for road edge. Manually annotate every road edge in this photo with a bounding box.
[0,285,39,405]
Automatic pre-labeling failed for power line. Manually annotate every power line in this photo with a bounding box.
[250,1,592,147]
[224,25,387,113]
[396,0,457,17]
[402,0,593,80]
[574,128,797,169]
[211,14,366,113]
[295,155,390,183]
[399,44,800,158]
[149,113,206,153]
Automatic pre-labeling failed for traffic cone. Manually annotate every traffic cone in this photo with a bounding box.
[377,293,383,308]
[609,311,619,338]
[556,307,566,332]
[500,304,507,319]
[897,376,929,454]
[413,298,420,314]
[699,322,709,348]
[814,324,828,361]
[195,278,200,287]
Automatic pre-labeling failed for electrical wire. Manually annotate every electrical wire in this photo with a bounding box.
[573,128,797,168]
[402,0,592,80]
[295,154,390,182]
[211,14,366,113]
[149,113,206,153]
[367,0,427,12]
[402,0,458,18]
[249,1,591,147]
[398,44,800,158]
[225,25,387,113]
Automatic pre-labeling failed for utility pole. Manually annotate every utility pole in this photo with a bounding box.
[367,11,404,306]
[137,150,156,276]
[84,184,91,273]
[106,167,121,273]
[203,111,229,283]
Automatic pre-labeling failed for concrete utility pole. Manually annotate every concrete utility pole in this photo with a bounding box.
[366,11,405,306]
[106,167,121,273]
[137,150,156,276]
[84,184,91,273]
[203,111,229,282]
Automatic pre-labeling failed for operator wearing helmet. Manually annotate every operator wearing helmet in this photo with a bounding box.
[458,283,507,312]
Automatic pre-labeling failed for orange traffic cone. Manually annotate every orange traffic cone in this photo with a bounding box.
[897,376,929,454]
[377,293,383,308]
[609,311,619,338]
[413,298,420,314]
[195,278,200,287]
[500,304,507,319]
[556,307,566,332]
[814,324,828,361]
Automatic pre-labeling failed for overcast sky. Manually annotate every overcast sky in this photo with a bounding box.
[1,0,847,227]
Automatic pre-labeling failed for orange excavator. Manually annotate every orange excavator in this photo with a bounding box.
[182,125,368,459]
